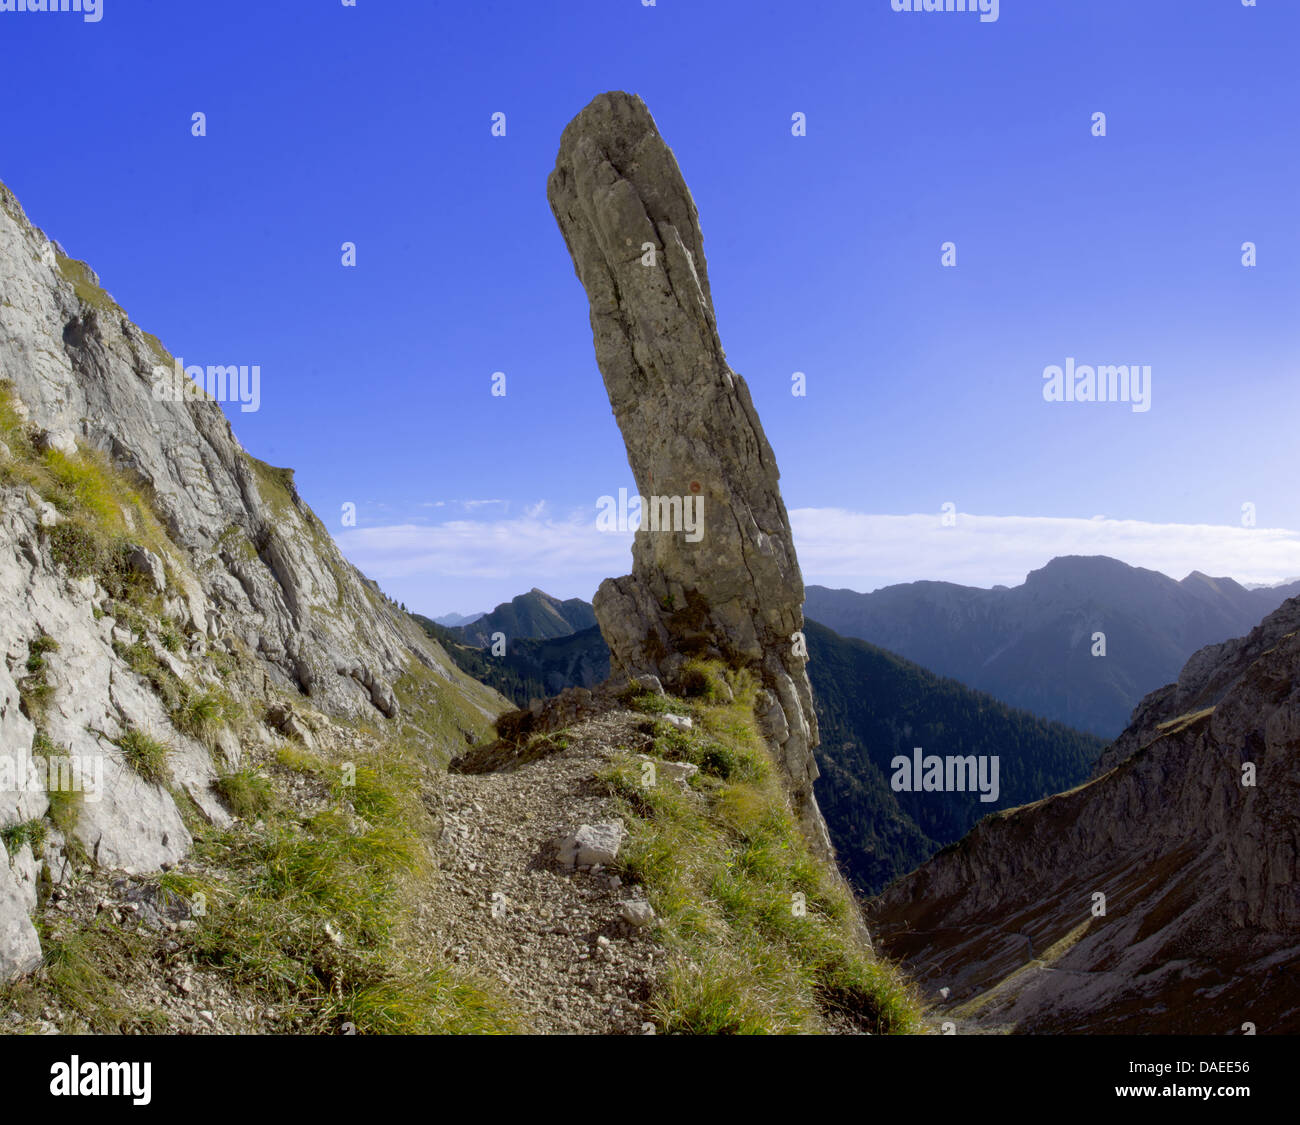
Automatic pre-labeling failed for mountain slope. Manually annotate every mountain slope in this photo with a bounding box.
[432,611,485,628]
[871,595,1300,1033]
[415,617,608,706]
[806,555,1298,736]
[452,589,597,648]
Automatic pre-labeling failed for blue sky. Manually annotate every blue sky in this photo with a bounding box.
[2,0,1297,616]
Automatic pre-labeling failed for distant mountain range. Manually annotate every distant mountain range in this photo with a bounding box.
[417,590,1106,893]
[1245,576,1300,590]
[431,611,486,627]
[446,588,597,648]
[806,555,1300,737]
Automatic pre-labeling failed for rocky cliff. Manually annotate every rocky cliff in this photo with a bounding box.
[547,92,830,856]
[0,178,505,979]
[871,596,1300,1032]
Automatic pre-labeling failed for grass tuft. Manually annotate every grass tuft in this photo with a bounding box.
[113,726,172,785]
[173,688,239,747]
[213,769,274,818]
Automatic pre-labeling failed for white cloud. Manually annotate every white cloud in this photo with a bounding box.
[338,509,631,584]
[790,509,1300,590]
[337,507,1300,612]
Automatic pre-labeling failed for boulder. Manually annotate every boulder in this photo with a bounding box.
[620,900,656,928]
[127,545,166,592]
[34,428,77,457]
[556,821,625,870]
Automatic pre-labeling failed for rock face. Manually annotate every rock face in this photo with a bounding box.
[0,839,41,977]
[547,92,830,855]
[0,182,447,724]
[872,596,1300,1033]
[0,177,505,978]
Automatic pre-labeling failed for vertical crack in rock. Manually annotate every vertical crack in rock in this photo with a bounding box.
[548,91,833,857]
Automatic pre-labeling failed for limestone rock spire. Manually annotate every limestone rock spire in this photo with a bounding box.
[548,91,832,856]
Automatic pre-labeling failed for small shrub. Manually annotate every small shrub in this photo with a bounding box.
[679,659,721,700]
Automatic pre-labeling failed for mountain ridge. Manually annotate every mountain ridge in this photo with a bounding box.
[451,588,597,649]
[806,554,1299,737]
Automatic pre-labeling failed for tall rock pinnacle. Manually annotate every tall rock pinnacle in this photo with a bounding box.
[548,91,832,856]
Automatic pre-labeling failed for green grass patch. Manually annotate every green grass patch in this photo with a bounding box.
[0,383,176,606]
[18,634,58,724]
[599,663,922,1036]
[158,617,183,652]
[1,922,169,1033]
[246,456,298,520]
[173,688,239,747]
[114,637,185,712]
[45,782,83,839]
[180,740,519,1034]
[1,818,48,857]
[56,253,119,314]
[25,632,59,672]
